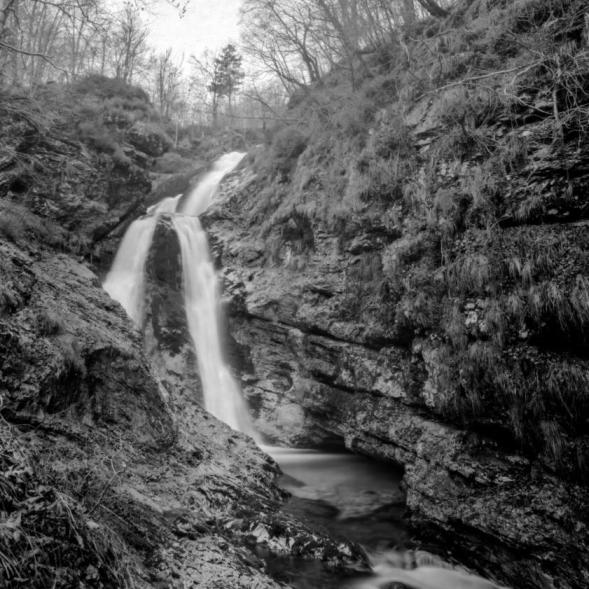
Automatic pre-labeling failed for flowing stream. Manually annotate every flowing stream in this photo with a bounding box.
[103,152,507,589]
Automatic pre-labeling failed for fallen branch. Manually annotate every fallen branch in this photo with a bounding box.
[416,61,544,100]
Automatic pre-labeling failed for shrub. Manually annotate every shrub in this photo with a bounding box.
[446,253,495,295]
[506,0,577,35]
[35,310,64,336]
[369,112,414,159]
[461,162,503,227]
[440,87,504,130]
[358,155,406,204]
[329,91,377,137]
[497,134,529,172]
[382,234,430,277]
[154,152,195,174]
[127,121,173,157]
[78,120,119,153]
[0,202,66,248]
[433,188,471,237]
[270,126,308,178]
[72,74,150,103]
[0,207,25,243]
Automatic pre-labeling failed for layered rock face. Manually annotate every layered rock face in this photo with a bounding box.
[205,163,589,589]
[200,5,589,581]
[143,218,203,407]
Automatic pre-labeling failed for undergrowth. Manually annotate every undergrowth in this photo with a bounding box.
[0,430,134,588]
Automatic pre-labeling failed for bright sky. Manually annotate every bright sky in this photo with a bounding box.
[145,0,243,60]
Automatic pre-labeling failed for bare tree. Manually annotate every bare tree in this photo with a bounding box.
[241,0,327,90]
[111,5,149,84]
[240,0,456,93]
[153,48,182,118]
[416,0,448,18]
[0,0,186,90]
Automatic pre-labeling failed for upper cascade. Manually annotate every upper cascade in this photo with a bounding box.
[178,151,246,216]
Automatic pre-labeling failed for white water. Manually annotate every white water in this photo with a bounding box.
[352,563,509,589]
[263,447,509,589]
[103,194,183,327]
[147,194,182,215]
[174,215,257,437]
[103,152,255,437]
[102,217,157,326]
[179,152,246,216]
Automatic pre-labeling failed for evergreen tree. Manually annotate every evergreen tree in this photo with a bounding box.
[208,43,245,125]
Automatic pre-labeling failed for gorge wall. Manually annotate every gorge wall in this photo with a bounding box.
[198,2,589,587]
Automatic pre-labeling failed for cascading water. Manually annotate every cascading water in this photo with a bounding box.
[103,152,255,437]
[173,214,257,436]
[103,218,156,327]
[103,194,183,326]
[179,152,247,215]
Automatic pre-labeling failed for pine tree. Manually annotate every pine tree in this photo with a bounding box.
[208,43,245,126]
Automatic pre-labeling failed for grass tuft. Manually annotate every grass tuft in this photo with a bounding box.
[0,434,135,588]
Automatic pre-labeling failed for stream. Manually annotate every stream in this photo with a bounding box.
[262,446,407,589]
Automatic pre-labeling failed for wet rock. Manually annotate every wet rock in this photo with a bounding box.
[144,217,203,405]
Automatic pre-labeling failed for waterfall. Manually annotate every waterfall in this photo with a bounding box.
[173,215,257,437]
[102,217,157,326]
[179,152,246,216]
[103,194,182,327]
[103,152,256,438]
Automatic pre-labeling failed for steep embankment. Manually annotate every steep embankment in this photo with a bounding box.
[202,1,589,587]
[0,81,362,588]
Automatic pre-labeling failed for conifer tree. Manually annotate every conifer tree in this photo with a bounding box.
[208,43,245,125]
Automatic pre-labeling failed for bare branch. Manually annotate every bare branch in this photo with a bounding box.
[0,39,68,74]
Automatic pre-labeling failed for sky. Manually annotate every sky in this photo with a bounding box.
[145,0,244,60]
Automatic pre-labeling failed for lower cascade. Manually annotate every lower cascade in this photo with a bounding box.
[103,152,509,589]
[173,214,257,436]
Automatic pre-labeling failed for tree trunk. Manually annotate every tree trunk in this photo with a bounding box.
[212,91,218,127]
[0,0,17,33]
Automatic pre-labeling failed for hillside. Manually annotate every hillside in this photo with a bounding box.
[199,1,589,587]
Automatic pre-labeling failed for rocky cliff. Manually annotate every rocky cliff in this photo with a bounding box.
[200,2,589,587]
